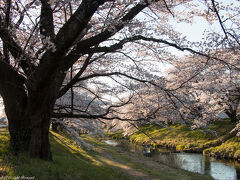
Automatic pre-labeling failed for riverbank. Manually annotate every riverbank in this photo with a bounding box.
[0,128,212,180]
[129,119,240,161]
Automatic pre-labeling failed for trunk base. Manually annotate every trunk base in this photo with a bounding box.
[8,125,31,154]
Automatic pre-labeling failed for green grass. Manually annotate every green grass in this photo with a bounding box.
[204,136,240,159]
[105,130,125,140]
[208,119,235,136]
[0,129,132,180]
[0,128,213,180]
[130,124,213,150]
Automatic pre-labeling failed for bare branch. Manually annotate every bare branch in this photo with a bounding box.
[86,35,240,71]
[57,54,93,98]
[15,0,37,28]
[211,0,228,39]
[162,0,174,17]
[53,95,133,120]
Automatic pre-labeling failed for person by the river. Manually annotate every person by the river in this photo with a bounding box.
[142,142,147,153]
[146,144,150,153]
[150,144,153,152]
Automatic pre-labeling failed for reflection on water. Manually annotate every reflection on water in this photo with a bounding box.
[114,140,240,180]
[157,153,206,173]
[156,153,239,180]
[210,161,237,180]
[103,140,119,146]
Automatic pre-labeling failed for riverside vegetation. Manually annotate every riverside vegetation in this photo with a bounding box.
[0,127,212,180]
[129,119,240,161]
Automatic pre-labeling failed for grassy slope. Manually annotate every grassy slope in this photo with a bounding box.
[0,128,212,180]
[130,119,240,159]
[203,137,240,160]
[0,130,131,180]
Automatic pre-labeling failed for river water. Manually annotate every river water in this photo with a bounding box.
[156,153,240,180]
[104,140,240,180]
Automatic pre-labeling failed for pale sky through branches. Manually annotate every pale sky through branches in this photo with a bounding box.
[167,0,240,56]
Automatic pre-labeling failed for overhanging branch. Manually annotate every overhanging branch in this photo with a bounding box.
[85,35,240,71]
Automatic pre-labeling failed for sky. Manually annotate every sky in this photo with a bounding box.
[172,16,212,42]
[169,0,240,44]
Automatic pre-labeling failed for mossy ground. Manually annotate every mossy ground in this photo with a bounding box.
[203,137,240,160]
[0,128,212,180]
[129,119,240,160]
[130,124,212,150]
[105,130,125,140]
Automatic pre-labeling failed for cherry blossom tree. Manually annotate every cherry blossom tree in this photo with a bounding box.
[166,52,239,126]
[0,0,193,160]
[0,0,239,160]
[115,0,240,133]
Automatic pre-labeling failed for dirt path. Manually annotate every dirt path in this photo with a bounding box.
[93,143,212,180]
[94,146,150,179]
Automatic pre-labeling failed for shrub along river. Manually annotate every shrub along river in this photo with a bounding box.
[104,140,240,180]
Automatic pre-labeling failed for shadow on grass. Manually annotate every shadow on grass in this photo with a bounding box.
[0,129,133,180]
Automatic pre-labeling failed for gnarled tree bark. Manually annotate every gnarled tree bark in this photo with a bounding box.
[27,70,65,160]
[0,60,30,153]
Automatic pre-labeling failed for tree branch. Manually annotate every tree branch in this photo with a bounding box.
[52,0,112,57]
[40,0,55,41]
[57,54,93,98]
[0,22,36,75]
[53,95,133,120]
[34,0,113,88]
[211,0,228,39]
[3,0,12,63]
[85,35,240,71]
[0,54,27,112]
[60,0,158,71]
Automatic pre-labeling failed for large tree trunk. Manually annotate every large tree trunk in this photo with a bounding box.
[7,113,31,153]
[0,60,31,153]
[2,84,31,153]
[28,103,52,160]
[0,59,65,160]
[5,104,31,153]
[27,70,65,160]
[27,88,56,160]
